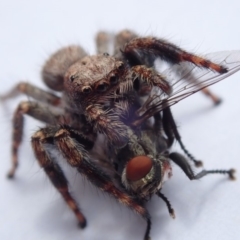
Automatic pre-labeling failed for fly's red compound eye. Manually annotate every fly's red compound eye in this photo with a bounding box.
[126,156,153,181]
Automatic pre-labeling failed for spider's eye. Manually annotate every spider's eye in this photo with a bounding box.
[70,75,76,82]
[82,86,92,93]
[118,63,124,70]
[103,52,109,57]
[126,156,153,181]
[96,82,109,92]
[109,75,118,85]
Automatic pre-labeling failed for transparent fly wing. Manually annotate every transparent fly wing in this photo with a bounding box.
[166,50,240,99]
[138,51,240,121]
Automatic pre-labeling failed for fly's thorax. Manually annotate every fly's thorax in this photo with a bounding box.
[121,155,171,199]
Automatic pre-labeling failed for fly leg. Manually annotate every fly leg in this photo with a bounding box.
[169,152,235,180]
[162,106,203,167]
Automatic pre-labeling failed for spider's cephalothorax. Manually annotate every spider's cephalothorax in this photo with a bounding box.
[63,52,172,147]
[1,29,240,240]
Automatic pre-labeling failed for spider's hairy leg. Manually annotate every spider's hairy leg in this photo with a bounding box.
[181,69,222,105]
[85,105,129,147]
[0,82,61,106]
[95,31,111,54]
[95,29,138,57]
[169,152,236,180]
[7,101,61,178]
[123,38,228,73]
[42,45,87,91]
[130,65,172,95]
[113,29,138,58]
[162,106,203,167]
[201,87,222,105]
[31,127,87,228]
[54,126,152,240]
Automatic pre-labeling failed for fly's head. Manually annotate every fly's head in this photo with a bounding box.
[121,154,172,200]
[64,53,125,109]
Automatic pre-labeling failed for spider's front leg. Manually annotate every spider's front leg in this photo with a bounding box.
[50,125,152,240]
[123,37,228,73]
[123,37,227,105]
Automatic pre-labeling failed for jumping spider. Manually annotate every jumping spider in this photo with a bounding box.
[1,29,240,240]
